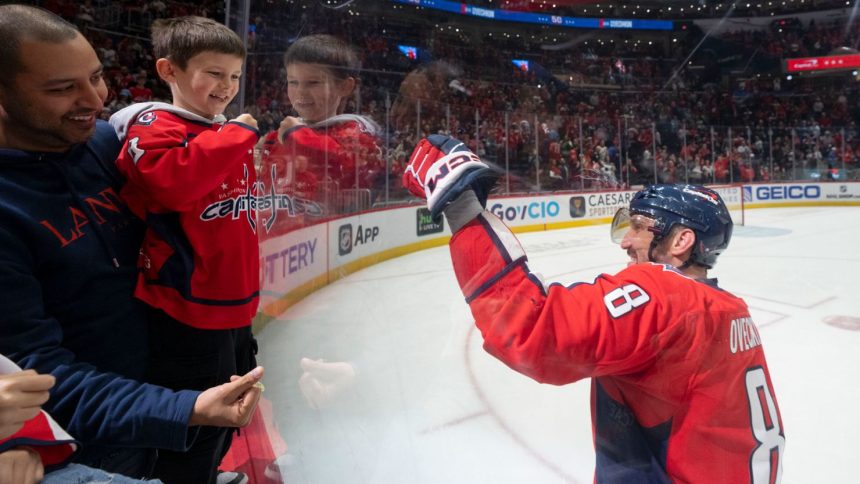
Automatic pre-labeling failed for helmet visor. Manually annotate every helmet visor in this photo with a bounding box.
[611,208,659,244]
[610,208,631,244]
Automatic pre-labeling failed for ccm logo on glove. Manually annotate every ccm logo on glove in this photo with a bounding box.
[426,152,483,193]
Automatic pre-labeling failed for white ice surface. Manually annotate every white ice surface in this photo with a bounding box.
[257,206,860,484]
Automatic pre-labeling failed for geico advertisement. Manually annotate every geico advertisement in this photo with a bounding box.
[260,224,327,297]
[743,183,824,204]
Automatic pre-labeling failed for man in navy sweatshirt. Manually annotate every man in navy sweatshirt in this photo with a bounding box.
[0,4,264,480]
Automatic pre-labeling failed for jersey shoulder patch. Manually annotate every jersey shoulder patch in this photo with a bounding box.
[136,111,157,126]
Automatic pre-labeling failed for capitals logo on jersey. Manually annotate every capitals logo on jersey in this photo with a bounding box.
[199,164,259,232]
[135,111,157,126]
[255,164,324,233]
[195,164,325,234]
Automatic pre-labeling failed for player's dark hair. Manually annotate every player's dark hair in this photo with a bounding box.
[283,34,360,80]
[0,4,79,86]
[151,16,245,70]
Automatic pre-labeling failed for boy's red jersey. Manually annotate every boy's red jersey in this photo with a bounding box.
[450,211,785,483]
[261,114,381,191]
[113,106,261,329]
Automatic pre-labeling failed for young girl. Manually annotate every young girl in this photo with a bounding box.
[261,34,382,228]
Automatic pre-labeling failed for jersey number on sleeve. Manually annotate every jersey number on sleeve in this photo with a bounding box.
[603,284,650,318]
[745,366,784,484]
[127,137,145,164]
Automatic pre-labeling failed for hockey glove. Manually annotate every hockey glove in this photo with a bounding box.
[402,135,498,220]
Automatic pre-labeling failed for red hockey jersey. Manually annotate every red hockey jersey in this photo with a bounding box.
[261,114,382,192]
[450,211,784,483]
[111,104,260,329]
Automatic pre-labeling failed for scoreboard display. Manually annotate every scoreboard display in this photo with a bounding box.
[785,53,860,73]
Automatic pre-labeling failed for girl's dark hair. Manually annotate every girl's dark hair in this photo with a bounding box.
[151,16,245,70]
[283,34,360,80]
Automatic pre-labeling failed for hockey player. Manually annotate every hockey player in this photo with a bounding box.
[403,135,785,482]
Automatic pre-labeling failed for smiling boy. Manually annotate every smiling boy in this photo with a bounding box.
[108,16,261,484]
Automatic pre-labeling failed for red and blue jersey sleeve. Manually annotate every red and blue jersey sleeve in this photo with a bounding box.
[450,211,672,384]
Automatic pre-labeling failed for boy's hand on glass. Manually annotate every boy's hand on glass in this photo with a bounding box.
[277,116,305,143]
[231,113,258,130]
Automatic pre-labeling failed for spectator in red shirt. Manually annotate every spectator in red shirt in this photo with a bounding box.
[128,75,152,102]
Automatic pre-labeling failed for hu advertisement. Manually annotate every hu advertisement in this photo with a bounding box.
[416,208,444,236]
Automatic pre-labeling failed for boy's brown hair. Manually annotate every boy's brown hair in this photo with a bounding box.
[151,16,245,70]
[283,34,359,80]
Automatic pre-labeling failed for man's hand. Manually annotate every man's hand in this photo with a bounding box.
[0,371,55,439]
[0,447,43,484]
[189,366,264,427]
[402,135,498,219]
